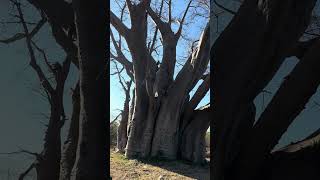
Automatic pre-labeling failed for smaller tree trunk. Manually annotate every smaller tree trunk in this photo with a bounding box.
[60,83,80,180]
[35,97,64,180]
[127,88,135,137]
[116,87,130,153]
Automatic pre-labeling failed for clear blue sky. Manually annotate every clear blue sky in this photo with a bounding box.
[110,0,210,120]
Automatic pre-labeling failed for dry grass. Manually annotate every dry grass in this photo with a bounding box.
[110,150,210,180]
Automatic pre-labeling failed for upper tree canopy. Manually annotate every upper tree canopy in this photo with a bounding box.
[110,0,210,118]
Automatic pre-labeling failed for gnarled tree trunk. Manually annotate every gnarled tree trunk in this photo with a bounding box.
[110,0,211,164]
[127,22,210,162]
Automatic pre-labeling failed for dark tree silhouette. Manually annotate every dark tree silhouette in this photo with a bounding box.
[1,1,71,179]
[71,0,108,179]
[1,0,108,179]
[212,0,320,180]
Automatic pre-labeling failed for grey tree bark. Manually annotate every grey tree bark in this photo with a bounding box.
[110,1,210,163]
[180,105,211,164]
[116,75,132,153]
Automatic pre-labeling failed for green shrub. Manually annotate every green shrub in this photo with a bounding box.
[110,121,118,148]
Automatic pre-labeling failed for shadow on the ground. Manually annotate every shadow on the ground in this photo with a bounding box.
[137,157,210,180]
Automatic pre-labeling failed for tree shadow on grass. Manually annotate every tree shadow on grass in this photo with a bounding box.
[137,157,210,180]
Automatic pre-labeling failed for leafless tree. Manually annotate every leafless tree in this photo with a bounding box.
[0,1,71,179]
[110,0,210,164]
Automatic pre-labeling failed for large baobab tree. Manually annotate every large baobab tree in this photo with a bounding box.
[110,0,210,164]
[212,0,320,180]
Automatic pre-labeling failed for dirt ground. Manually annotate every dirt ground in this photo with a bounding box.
[110,150,210,180]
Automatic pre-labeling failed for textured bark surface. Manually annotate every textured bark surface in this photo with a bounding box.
[150,24,211,160]
[71,0,108,179]
[125,3,154,159]
[180,105,210,164]
[110,1,210,164]
[150,94,188,159]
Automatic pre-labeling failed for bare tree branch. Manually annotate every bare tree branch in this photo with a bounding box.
[18,163,35,180]
[288,37,320,59]
[0,148,40,158]
[147,4,172,35]
[175,0,193,39]
[213,0,236,15]
[168,0,172,26]
[30,40,55,75]
[14,1,54,94]
[110,30,134,79]
[173,23,210,93]
[110,112,122,124]
[0,16,46,44]
[113,61,128,92]
[189,74,210,110]
[110,11,131,40]
[147,0,164,55]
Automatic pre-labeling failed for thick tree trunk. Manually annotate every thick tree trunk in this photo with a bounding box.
[36,124,61,180]
[232,39,320,180]
[149,24,210,160]
[150,91,189,159]
[212,1,317,179]
[34,94,65,180]
[60,83,80,180]
[126,22,210,162]
[125,3,155,159]
[180,105,211,164]
[110,2,210,163]
[71,0,108,179]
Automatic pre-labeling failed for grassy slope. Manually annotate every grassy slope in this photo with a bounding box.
[110,151,210,180]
